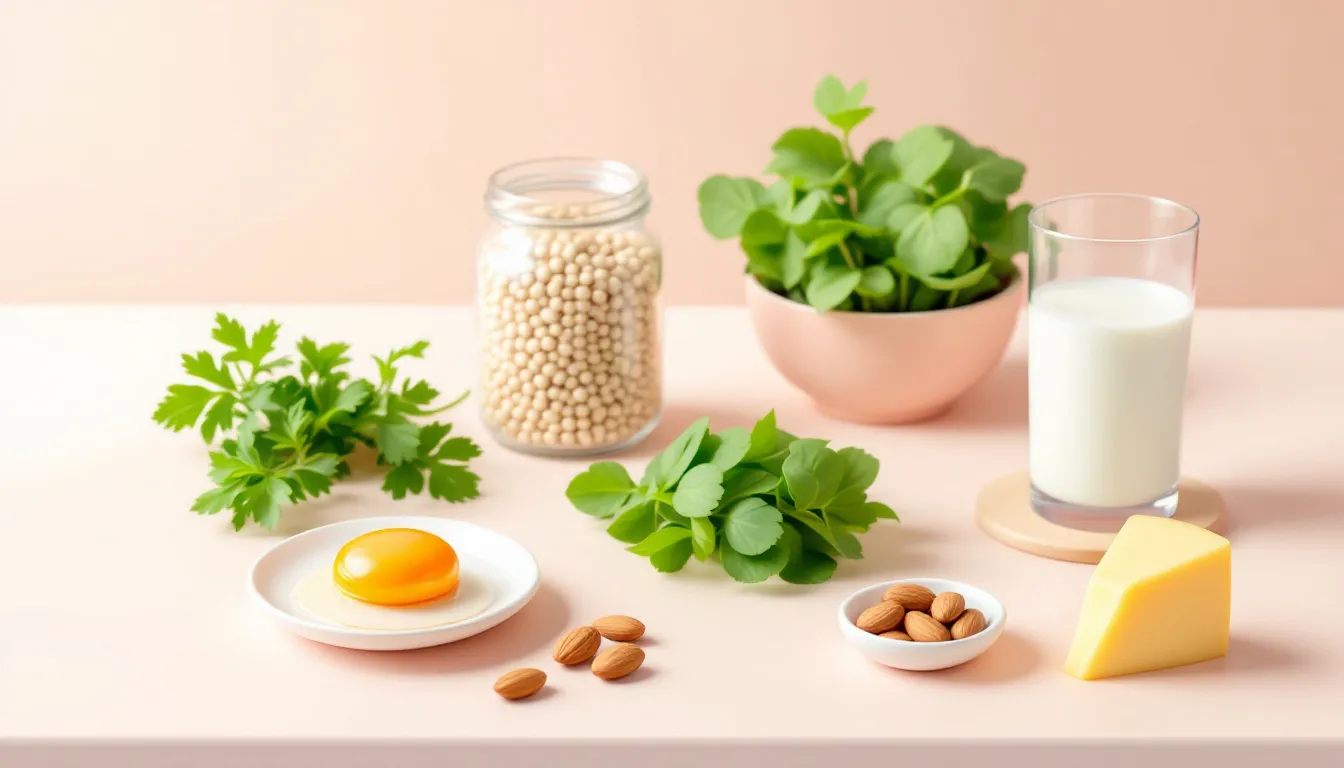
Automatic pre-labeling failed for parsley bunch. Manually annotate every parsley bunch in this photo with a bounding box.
[152,314,481,530]
[565,412,897,584]
[698,74,1033,312]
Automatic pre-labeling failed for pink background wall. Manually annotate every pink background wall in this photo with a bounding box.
[2,0,1340,306]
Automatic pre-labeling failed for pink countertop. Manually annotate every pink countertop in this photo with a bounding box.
[1,306,1342,763]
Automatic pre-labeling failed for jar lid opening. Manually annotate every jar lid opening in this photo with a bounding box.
[486,158,650,227]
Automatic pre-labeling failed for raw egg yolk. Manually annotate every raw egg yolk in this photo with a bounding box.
[333,528,460,606]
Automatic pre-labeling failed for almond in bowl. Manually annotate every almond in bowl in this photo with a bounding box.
[838,578,1006,671]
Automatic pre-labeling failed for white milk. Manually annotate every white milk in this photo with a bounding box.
[1028,277,1193,507]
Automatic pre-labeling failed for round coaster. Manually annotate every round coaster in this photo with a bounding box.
[975,471,1225,564]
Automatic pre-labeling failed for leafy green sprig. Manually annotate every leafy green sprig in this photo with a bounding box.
[698,74,1033,313]
[565,412,898,584]
[152,314,481,530]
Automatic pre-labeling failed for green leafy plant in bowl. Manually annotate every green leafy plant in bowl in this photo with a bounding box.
[698,75,1032,312]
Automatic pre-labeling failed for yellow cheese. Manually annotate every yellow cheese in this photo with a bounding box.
[1065,515,1230,680]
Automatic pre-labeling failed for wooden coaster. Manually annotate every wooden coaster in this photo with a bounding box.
[975,470,1225,564]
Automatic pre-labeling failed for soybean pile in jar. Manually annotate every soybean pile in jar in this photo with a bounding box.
[479,206,662,453]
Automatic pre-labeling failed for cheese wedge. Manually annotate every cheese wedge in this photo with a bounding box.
[1065,515,1230,680]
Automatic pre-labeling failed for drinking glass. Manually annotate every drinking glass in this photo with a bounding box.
[1027,193,1200,531]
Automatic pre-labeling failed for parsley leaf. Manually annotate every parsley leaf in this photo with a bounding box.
[379,420,481,504]
[296,338,351,380]
[373,341,430,390]
[325,380,374,422]
[154,318,483,529]
[211,314,249,354]
[236,476,293,530]
[375,416,421,465]
[153,385,219,432]
[200,394,237,443]
[181,351,235,390]
[427,463,479,502]
[191,482,245,516]
[382,463,424,500]
[401,380,439,407]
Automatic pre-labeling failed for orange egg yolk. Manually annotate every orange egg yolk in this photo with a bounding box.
[333,528,460,606]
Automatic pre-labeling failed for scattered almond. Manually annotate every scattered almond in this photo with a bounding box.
[930,591,966,624]
[951,608,987,640]
[553,625,602,665]
[855,600,906,634]
[904,611,953,642]
[592,615,645,642]
[592,642,645,680]
[881,583,935,612]
[879,630,913,641]
[493,668,546,700]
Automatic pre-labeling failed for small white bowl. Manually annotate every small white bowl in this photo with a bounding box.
[249,516,540,651]
[838,577,1006,671]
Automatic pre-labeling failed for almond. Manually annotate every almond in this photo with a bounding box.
[930,591,966,624]
[591,642,645,680]
[493,668,546,700]
[592,615,645,642]
[904,611,952,642]
[950,608,987,640]
[878,630,913,641]
[880,583,935,612]
[553,625,601,665]
[855,600,905,634]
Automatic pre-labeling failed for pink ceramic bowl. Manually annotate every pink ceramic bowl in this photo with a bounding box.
[744,273,1022,423]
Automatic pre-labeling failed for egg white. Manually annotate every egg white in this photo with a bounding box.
[293,567,495,631]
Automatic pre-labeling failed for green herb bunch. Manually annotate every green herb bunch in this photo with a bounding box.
[565,412,897,584]
[697,74,1033,312]
[152,314,481,530]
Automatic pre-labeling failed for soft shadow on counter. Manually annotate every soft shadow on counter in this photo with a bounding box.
[298,582,571,675]
[837,523,946,580]
[936,357,1027,429]
[907,631,1042,684]
[602,665,657,685]
[1143,635,1309,680]
[1216,484,1343,536]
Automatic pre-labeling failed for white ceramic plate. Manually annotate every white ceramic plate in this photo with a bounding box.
[249,516,540,651]
[838,577,1006,671]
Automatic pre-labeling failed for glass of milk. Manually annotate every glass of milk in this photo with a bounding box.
[1027,194,1200,531]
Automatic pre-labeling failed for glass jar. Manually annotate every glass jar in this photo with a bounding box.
[477,158,663,456]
